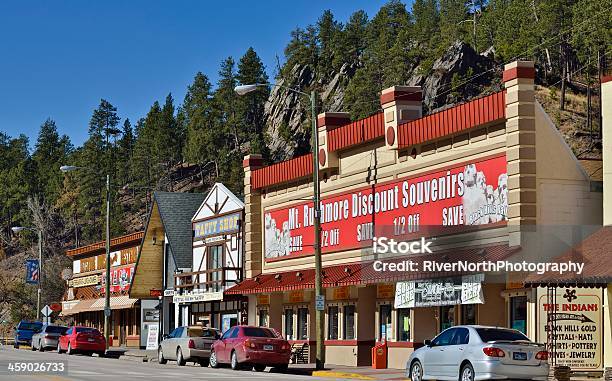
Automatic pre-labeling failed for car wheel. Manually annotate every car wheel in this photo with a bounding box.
[97,352,105,358]
[209,350,219,368]
[56,343,62,354]
[411,360,423,381]
[67,343,73,355]
[460,363,475,381]
[39,344,45,352]
[31,341,36,351]
[253,364,266,372]
[176,347,186,366]
[158,347,167,364]
[230,351,240,370]
[13,343,18,349]
[199,358,210,367]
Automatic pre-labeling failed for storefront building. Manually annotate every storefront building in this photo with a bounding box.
[62,232,143,347]
[228,61,604,369]
[129,191,206,346]
[173,183,246,332]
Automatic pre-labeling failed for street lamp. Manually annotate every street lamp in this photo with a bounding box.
[60,165,112,352]
[12,226,43,321]
[235,83,324,369]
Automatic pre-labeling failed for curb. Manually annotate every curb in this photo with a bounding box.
[312,370,376,380]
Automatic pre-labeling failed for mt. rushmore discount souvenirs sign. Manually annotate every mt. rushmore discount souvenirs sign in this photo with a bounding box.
[264,154,508,261]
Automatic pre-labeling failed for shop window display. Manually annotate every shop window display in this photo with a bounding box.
[397,308,410,341]
[379,304,391,340]
[327,306,339,339]
[284,309,294,340]
[440,306,455,331]
[510,296,527,334]
[297,307,308,340]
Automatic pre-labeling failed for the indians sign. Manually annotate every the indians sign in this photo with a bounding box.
[264,155,507,261]
[537,288,603,371]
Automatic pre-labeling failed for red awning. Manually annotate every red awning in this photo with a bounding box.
[225,244,517,295]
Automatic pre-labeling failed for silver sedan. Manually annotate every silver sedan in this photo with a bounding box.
[31,324,68,352]
[406,325,549,381]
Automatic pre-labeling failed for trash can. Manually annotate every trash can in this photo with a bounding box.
[371,340,387,369]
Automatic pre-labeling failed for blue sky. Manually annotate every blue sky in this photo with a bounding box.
[0,0,393,147]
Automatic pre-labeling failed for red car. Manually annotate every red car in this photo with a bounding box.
[209,325,291,371]
[56,326,106,356]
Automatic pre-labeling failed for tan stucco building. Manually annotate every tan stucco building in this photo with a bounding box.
[227,61,606,370]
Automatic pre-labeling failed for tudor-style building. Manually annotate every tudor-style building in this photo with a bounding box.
[227,61,605,369]
[173,183,246,332]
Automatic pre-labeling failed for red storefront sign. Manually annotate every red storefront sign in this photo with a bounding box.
[100,264,135,293]
[264,155,507,261]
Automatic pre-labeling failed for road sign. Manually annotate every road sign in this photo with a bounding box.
[104,306,111,317]
[315,295,325,311]
[41,305,52,317]
[49,303,62,312]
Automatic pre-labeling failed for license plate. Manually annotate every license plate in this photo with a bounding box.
[513,352,527,360]
[88,338,95,342]
[263,345,273,351]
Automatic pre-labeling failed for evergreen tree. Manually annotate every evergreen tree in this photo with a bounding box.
[32,119,73,203]
[236,48,270,157]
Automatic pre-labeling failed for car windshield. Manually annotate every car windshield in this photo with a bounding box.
[476,328,529,342]
[18,322,42,331]
[187,328,220,339]
[45,326,68,334]
[242,327,275,338]
[76,327,100,335]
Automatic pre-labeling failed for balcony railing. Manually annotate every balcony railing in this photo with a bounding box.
[174,267,241,294]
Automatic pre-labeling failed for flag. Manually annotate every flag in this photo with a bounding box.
[26,259,40,284]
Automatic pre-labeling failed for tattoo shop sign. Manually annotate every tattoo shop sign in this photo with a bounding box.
[537,288,602,371]
[394,273,485,308]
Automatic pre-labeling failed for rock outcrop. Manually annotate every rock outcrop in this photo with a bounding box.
[264,41,496,160]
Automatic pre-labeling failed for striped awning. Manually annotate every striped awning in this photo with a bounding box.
[61,296,138,315]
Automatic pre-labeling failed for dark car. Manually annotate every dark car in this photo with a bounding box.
[210,326,291,372]
[31,324,68,351]
[14,321,43,348]
[57,326,106,356]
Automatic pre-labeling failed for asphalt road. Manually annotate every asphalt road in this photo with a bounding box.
[0,345,322,381]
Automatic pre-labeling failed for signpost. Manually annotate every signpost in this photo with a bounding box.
[41,305,52,324]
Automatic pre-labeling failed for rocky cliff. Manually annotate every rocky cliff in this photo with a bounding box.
[264,41,497,160]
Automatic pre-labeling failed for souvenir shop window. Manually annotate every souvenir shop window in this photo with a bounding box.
[396,308,410,341]
[379,304,392,340]
[510,296,527,334]
[440,305,455,331]
[461,304,477,325]
[327,306,339,340]
[258,309,269,327]
[284,308,294,340]
[297,307,309,340]
[343,305,355,340]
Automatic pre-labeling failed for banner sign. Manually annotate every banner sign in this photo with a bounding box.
[537,288,602,370]
[394,274,485,308]
[146,324,159,350]
[173,291,223,304]
[25,259,40,284]
[68,274,100,288]
[100,264,134,293]
[194,212,241,240]
[264,155,507,261]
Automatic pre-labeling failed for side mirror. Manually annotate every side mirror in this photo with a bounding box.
[424,339,432,347]
[162,334,169,340]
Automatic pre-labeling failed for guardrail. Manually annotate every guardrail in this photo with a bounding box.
[0,337,15,345]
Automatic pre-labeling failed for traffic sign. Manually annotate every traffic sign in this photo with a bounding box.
[41,305,52,317]
[104,306,111,317]
[315,295,325,311]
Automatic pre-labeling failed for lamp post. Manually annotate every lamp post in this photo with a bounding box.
[235,83,324,369]
[60,165,112,351]
[12,226,43,321]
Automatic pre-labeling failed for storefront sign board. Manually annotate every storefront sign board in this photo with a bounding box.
[194,212,241,239]
[264,155,507,261]
[394,274,485,308]
[173,291,223,304]
[537,288,602,371]
[68,274,100,288]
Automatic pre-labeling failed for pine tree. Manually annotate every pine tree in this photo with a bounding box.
[236,48,270,158]
[32,119,73,203]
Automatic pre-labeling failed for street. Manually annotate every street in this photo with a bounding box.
[0,346,323,381]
